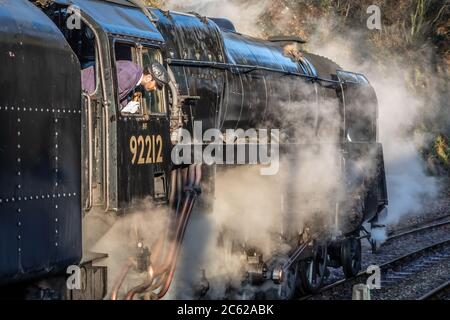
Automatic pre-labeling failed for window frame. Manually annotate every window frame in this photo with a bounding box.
[137,43,167,117]
[112,39,167,118]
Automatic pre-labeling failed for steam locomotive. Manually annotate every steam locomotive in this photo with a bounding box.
[0,0,388,299]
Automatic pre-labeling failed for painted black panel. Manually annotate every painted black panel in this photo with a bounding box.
[0,0,81,284]
[117,117,171,207]
[0,111,19,200]
[0,202,19,278]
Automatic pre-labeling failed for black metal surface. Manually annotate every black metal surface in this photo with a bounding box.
[0,0,388,293]
[53,0,164,41]
[0,0,82,284]
[116,116,171,207]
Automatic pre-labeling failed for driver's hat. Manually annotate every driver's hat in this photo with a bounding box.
[144,62,169,89]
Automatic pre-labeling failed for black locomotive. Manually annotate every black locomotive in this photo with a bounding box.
[0,0,388,299]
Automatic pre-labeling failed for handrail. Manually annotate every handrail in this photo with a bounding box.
[83,93,94,211]
[165,58,361,86]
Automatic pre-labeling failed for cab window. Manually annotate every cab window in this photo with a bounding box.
[141,47,166,115]
[113,42,165,116]
[113,42,143,116]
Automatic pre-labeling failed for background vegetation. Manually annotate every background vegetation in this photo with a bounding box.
[144,0,449,176]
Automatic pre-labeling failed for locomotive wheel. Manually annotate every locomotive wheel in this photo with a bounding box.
[341,237,362,278]
[299,244,328,294]
[261,260,300,300]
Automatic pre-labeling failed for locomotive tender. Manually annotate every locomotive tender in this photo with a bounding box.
[0,0,388,299]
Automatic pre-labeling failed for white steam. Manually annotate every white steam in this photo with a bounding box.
[309,34,440,224]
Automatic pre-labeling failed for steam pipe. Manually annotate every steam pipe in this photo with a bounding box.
[111,258,135,300]
[138,164,200,298]
[124,264,155,300]
[169,169,178,208]
[112,164,202,300]
[157,164,202,299]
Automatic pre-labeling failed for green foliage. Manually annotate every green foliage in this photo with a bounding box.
[435,135,450,166]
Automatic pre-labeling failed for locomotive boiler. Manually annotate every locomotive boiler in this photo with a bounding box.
[0,0,388,299]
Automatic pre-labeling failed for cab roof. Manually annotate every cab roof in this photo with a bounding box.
[53,0,164,41]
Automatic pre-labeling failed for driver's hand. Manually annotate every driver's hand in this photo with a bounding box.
[122,101,140,114]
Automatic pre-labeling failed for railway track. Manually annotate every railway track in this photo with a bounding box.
[302,231,450,300]
[419,281,450,300]
[385,214,450,243]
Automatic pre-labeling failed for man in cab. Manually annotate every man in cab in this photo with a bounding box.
[81,60,166,114]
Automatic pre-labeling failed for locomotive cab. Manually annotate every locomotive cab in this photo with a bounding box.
[10,0,175,298]
[41,0,172,215]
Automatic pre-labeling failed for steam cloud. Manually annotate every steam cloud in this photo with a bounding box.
[87,1,442,299]
[163,1,442,299]
[308,33,440,224]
